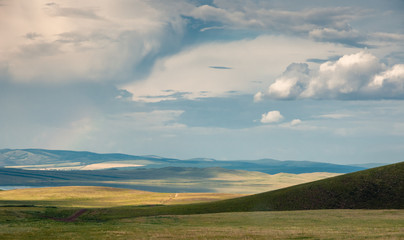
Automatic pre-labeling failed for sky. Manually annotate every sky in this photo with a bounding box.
[1,0,404,164]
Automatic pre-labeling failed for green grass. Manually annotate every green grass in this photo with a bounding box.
[71,161,403,221]
[0,208,402,239]
[1,162,402,220]
[0,163,402,239]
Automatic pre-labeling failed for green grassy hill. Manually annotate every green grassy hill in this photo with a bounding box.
[83,162,403,220]
[0,163,403,240]
[0,162,401,222]
[212,161,404,211]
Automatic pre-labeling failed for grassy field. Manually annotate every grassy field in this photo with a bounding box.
[0,167,341,193]
[61,161,401,221]
[0,186,244,208]
[0,207,402,239]
[0,163,402,239]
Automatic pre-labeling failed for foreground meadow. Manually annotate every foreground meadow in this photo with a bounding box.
[0,208,403,239]
[1,163,402,239]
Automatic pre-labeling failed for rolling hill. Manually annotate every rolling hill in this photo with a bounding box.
[208,161,404,211]
[0,167,340,193]
[0,162,402,240]
[80,162,404,220]
[0,148,365,174]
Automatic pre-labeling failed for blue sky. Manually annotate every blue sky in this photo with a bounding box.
[1,0,403,164]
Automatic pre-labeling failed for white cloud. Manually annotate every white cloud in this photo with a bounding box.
[260,111,283,123]
[302,51,383,98]
[268,63,310,99]
[186,3,368,46]
[290,119,302,126]
[369,64,404,89]
[190,4,260,29]
[0,0,192,83]
[188,4,358,32]
[258,51,404,100]
[200,26,226,32]
[371,32,404,42]
[309,27,366,47]
[253,91,264,102]
[188,2,403,49]
[318,113,351,119]
[123,35,351,102]
[278,118,320,131]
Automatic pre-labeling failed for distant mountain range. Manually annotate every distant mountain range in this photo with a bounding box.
[0,148,372,174]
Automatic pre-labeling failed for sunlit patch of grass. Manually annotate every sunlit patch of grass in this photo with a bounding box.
[0,186,245,208]
[1,209,402,240]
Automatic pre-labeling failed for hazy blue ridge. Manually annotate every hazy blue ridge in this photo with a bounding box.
[0,148,366,174]
[349,163,391,168]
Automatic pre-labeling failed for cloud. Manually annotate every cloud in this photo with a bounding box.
[25,32,42,40]
[267,63,311,99]
[318,114,351,119]
[253,91,263,102]
[258,51,404,100]
[123,35,351,102]
[290,119,302,126]
[187,2,403,49]
[278,118,319,131]
[186,3,367,47]
[369,64,404,91]
[0,0,192,83]
[189,4,358,31]
[44,2,103,19]
[260,111,283,123]
[309,27,368,48]
[189,5,254,28]
[200,26,226,32]
[209,66,232,69]
[371,32,404,42]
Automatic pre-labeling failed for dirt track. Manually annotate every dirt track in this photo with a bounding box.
[160,193,179,204]
[53,209,88,222]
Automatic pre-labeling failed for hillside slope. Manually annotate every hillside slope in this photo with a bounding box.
[216,161,404,211]
[85,162,403,220]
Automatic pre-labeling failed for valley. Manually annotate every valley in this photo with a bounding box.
[0,167,340,193]
[0,162,402,239]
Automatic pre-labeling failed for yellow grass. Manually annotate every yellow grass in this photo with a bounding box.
[96,172,341,193]
[0,186,245,208]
